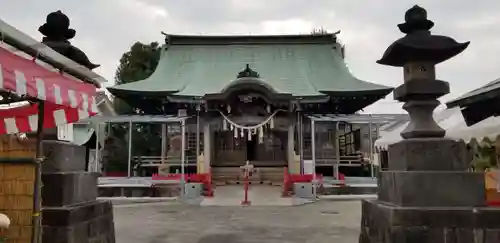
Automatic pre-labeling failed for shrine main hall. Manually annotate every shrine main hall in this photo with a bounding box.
[103,33,396,182]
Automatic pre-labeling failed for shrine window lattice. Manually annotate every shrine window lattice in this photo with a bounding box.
[298,122,367,162]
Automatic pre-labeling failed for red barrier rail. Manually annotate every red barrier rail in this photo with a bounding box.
[282,168,329,197]
[205,168,214,197]
[488,200,500,207]
[152,171,213,197]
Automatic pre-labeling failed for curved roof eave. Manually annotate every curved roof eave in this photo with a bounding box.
[107,86,178,99]
[107,46,180,98]
[319,86,393,96]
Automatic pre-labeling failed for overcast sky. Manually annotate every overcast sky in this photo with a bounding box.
[1,0,499,113]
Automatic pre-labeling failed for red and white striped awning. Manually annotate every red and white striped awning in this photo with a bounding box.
[0,46,98,134]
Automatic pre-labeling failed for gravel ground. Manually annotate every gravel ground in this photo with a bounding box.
[114,200,362,243]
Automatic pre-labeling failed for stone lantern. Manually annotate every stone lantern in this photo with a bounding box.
[37,11,116,243]
[359,5,500,243]
[377,5,469,139]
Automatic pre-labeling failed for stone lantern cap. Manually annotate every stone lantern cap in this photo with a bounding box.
[377,5,470,66]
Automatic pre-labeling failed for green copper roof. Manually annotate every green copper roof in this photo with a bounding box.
[108,34,392,99]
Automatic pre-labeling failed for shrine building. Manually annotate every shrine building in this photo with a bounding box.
[106,33,396,182]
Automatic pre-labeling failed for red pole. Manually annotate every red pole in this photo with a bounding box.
[241,169,251,205]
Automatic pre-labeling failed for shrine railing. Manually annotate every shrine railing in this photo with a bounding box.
[132,155,198,167]
[315,156,366,167]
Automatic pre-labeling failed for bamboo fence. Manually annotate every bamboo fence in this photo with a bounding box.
[0,135,36,243]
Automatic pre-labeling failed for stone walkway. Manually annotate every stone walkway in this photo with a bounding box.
[114,200,362,243]
[200,185,313,206]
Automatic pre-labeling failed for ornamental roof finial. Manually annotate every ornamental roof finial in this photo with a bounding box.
[237,64,260,78]
[398,5,435,34]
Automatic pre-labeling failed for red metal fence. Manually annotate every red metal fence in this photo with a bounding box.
[151,169,213,197]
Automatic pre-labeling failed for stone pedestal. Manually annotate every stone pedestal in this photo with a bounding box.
[360,138,500,243]
[360,200,500,243]
[41,141,115,243]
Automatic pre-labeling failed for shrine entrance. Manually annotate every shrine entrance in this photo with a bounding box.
[206,71,292,184]
[212,128,287,168]
[210,116,288,184]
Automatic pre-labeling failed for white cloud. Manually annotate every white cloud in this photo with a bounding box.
[260,19,315,35]
[117,0,169,20]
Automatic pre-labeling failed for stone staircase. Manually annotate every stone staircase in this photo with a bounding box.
[212,167,285,186]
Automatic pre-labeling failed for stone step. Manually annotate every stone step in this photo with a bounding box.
[213,160,287,167]
[214,180,274,185]
[212,171,283,181]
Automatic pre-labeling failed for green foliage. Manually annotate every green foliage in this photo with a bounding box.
[471,145,497,171]
[473,155,492,172]
[101,125,129,172]
[103,41,162,172]
[114,41,161,114]
[115,41,161,85]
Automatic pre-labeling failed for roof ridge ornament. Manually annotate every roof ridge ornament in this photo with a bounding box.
[161,32,171,45]
[38,10,100,69]
[397,5,434,34]
[237,64,260,78]
[39,10,75,41]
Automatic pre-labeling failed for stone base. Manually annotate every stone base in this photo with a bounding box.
[388,138,469,171]
[98,187,157,197]
[42,172,99,207]
[360,200,500,243]
[378,171,486,207]
[155,184,182,197]
[43,200,115,243]
[321,185,377,195]
[42,140,87,173]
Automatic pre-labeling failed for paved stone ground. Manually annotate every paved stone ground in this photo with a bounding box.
[200,185,313,206]
[114,200,362,243]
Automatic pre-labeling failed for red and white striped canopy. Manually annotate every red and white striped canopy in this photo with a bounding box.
[0,46,98,134]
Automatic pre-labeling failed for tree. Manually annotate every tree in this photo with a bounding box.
[114,42,162,114]
[115,42,161,85]
[103,42,162,172]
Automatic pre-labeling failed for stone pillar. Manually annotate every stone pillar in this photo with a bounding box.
[203,122,211,171]
[41,141,115,243]
[359,6,500,243]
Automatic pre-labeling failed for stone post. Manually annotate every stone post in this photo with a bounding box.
[359,5,500,243]
[41,141,115,243]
